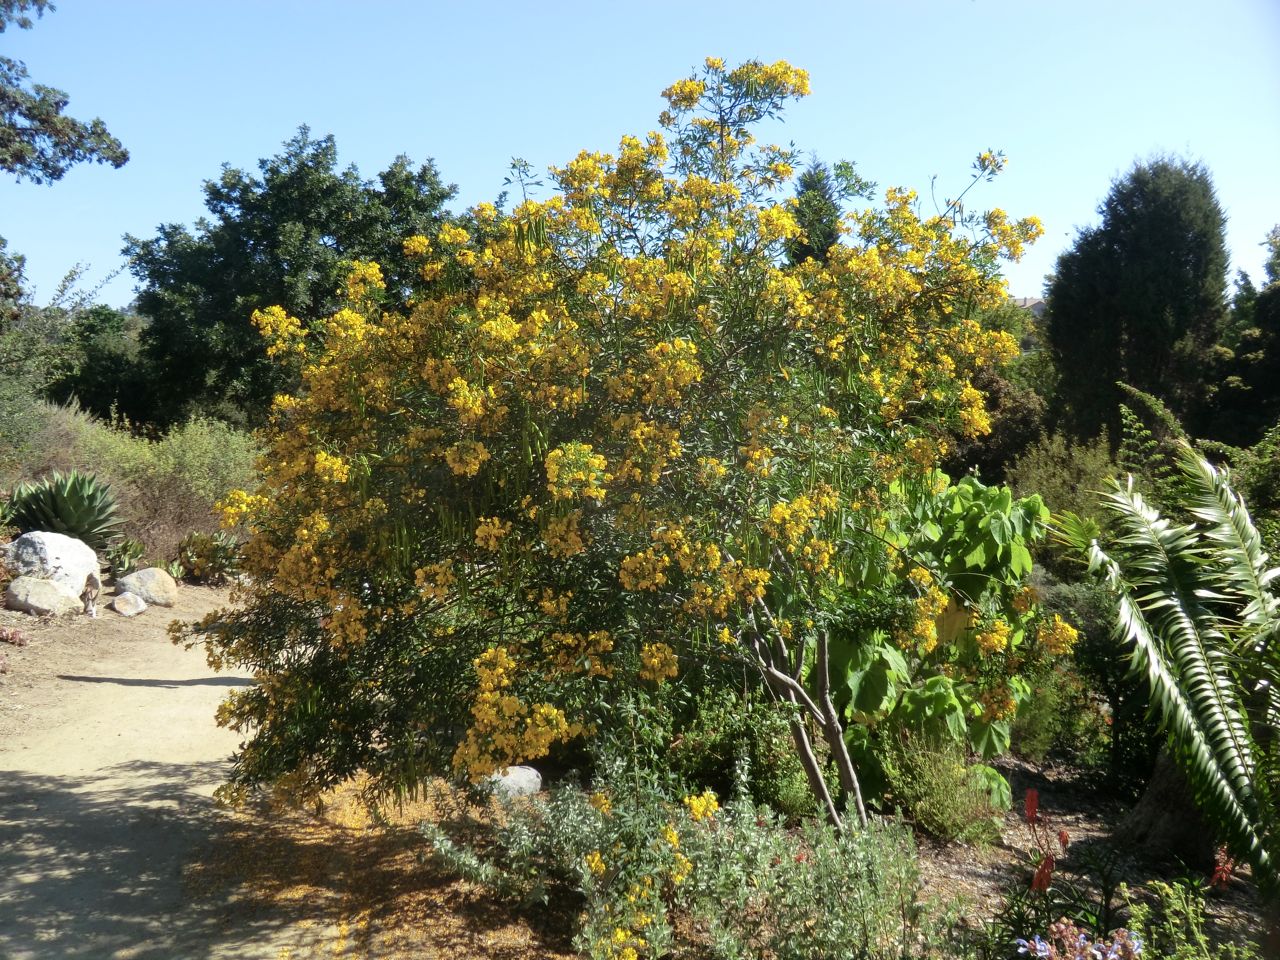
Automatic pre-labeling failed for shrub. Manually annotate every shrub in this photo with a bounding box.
[422,776,958,960]
[1008,431,1115,538]
[1011,660,1110,767]
[5,402,258,564]
[188,58,1046,819]
[1127,879,1262,960]
[881,732,1008,843]
[177,530,240,584]
[106,537,147,578]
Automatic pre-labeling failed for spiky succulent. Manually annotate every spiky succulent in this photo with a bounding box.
[8,470,124,553]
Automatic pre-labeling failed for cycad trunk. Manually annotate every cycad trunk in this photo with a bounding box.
[1121,748,1216,871]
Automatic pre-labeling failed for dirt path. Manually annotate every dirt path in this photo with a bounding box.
[0,587,321,959]
[0,587,576,960]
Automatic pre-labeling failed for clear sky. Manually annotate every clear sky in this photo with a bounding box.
[2,0,1278,307]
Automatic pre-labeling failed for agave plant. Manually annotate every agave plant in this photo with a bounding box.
[1065,445,1278,897]
[7,470,124,553]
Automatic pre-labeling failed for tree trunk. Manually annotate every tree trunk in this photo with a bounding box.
[1120,749,1216,872]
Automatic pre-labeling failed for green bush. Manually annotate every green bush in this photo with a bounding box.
[664,692,815,820]
[105,537,147,578]
[4,402,259,564]
[177,530,240,584]
[422,775,959,960]
[1011,661,1110,767]
[1127,880,1262,960]
[881,733,1008,844]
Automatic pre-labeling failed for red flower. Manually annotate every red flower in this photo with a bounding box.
[1031,853,1055,892]
[1058,829,1071,851]
[1024,788,1040,823]
[1211,847,1236,888]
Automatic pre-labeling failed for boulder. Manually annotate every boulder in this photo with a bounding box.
[488,765,542,798]
[0,532,99,595]
[111,592,148,617]
[115,568,178,607]
[5,576,84,617]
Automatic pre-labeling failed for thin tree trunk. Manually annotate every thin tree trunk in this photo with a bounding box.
[816,628,868,826]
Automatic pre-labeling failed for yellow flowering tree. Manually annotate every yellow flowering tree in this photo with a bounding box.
[192,58,1054,825]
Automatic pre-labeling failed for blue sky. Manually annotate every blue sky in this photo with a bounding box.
[2,0,1278,307]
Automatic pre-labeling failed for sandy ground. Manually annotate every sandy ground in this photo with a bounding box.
[0,587,574,960]
[0,586,330,960]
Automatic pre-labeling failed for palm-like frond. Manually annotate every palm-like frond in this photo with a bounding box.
[1089,467,1275,894]
[1178,445,1280,634]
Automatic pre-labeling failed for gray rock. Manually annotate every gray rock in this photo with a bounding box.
[5,576,84,617]
[0,532,100,595]
[115,568,178,607]
[488,765,542,798]
[110,592,148,617]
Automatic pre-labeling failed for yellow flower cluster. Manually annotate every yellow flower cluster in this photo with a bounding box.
[765,484,839,573]
[585,849,606,876]
[662,77,706,110]
[1038,614,1080,656]
[312,450,351,484]
[957,383,992,438]
[438,223,470,246]
[1012,584,1039,614]
[682,561,770,619]
[402,234,431,258]
[640,338,702,406]
[545,629,613,678]
[344,260,384,302]
[683,789,719,822]
[542,511,587,558]
[414,560,456,602]
[619,548,671,592]
[445,439,490,477]
[638,641,678,682]
[474,517,511,551]
[979,685,1018,722]
[897,581,950,654]
[975,619,1012,655]
[217,489,269,529]
[252,305,307,358]
[452,645,574,778]
[546,442,609,501]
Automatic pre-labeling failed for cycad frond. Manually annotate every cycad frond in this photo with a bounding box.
[1179,445,1280,634]
[1089,472,1273,892]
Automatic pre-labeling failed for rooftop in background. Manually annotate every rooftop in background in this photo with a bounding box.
[1013,298,1048,318]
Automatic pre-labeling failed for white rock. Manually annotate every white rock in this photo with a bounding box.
[0,532,100,595]
[488,765,542,798]
[111,592,148,617]
[5,576,84,617]
[115,568,178,607]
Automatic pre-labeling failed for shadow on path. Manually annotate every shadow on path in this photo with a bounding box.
[55,675,254,689]
[0,760,316,960]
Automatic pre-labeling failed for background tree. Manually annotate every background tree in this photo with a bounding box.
[1205,225,1280,446]
[0,234,23,326]
[123,127,455,425]
[786,160,841,265]
[0,0,128,184]
[1045,157,1228,441]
